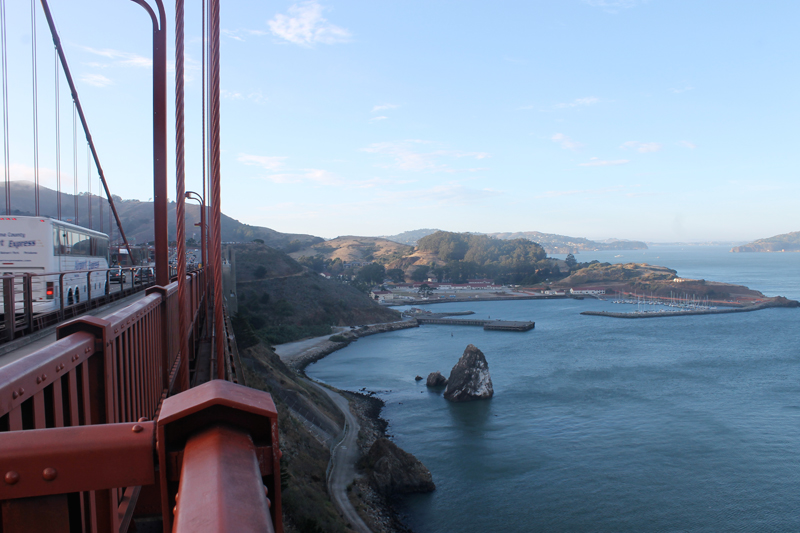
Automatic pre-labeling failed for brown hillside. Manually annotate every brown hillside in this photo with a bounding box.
[290,236,413,265]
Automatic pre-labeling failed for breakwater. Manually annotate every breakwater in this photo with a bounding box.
[416,317,535,331]
[582,301,783,319]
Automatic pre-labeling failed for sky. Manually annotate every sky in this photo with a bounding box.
[2,0,798,242]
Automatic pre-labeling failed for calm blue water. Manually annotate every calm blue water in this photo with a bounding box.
[307,247,800,532]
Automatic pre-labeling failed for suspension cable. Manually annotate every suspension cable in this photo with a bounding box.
[31,0,40,216]
[0,0,10,215]
[55,47,60,220]
[73,102,77,224]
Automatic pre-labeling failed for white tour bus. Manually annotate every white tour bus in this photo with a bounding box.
[0,216,110,314]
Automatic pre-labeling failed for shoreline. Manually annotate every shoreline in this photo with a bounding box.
[275,320,422,532]
[277,319,420,372]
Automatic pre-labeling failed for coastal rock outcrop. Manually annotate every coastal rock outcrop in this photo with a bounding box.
[365,438,435,496]
[426,371,447,387]
[444,344,493,402]
[415,375,423,381]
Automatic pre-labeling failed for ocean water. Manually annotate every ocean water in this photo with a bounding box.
[306,247,800,532]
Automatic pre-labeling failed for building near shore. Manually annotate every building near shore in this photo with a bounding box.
[570,287,606,295]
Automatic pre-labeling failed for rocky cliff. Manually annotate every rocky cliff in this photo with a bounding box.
[365,438,435,496]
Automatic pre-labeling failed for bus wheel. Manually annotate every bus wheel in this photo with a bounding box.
[67,289,74,306]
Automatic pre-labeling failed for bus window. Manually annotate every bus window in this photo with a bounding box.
[72,232,91,256]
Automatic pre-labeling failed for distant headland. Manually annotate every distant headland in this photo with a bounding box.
[730,231,800,253]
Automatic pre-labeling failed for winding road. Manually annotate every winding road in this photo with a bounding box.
[303,379,372,533]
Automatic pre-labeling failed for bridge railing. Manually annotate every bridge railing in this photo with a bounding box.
[0,269,207,531]
[0,267,162,343]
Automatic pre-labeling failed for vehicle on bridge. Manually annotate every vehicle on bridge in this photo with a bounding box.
[0,216,109,313]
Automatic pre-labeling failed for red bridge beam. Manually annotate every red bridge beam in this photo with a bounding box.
[173,425,274,533]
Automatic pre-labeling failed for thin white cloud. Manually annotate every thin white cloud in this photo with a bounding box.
[584,0,646,11]
[554,96,599,109]
[370,116,388,122]
[536,185,624,198]
[223,89,267,104]
[237,154,287,171]
[372,104,398,112]
[670,86,694,94]
[678,140,697,149]
[266,169,341,185]
[620,141,662,153]
[80,46,151,68]
[551,133,584,151]
[579,157,630,167]
[222,29,268,42]
[268,2,351,47]
[80,74,113,88]
[362,140,490,172]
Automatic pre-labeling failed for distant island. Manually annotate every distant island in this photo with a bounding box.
[382,228,647,254]
[730,231,800,253]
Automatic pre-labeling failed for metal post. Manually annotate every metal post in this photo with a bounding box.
[130,0,168,287]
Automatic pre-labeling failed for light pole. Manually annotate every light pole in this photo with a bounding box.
[185,191,206,271]
[130,0,169,287]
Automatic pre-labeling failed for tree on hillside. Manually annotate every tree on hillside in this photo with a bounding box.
[356,263,386,285]
[565,254,577,268]
[386,268,406,283]
[410,266,429,282]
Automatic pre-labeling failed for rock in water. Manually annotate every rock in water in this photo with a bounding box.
[444,344,493,402]
[366,438,435,496]
[426,371,448,387]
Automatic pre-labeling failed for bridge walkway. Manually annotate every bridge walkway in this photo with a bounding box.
[0,291,149,368]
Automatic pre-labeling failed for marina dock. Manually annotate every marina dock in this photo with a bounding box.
[416,317,535,331]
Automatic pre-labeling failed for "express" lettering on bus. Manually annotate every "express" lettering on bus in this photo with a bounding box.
[7,240,37,248]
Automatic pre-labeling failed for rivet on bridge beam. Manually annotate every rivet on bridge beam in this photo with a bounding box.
[4,471,19,485]
[132,425,144,433]
[42,468,57,481]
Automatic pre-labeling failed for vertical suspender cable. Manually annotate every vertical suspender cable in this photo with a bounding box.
[201,0,207,271]
[73,102,77,225]
[87,144,91,228]
[55,48,61,220]
[0,0,10,215]
[210,0,223,378]
[31,0,40,215]
[99,174,103,233]
[175,0,189,390]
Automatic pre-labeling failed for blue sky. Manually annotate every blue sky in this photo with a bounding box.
[3,1,798,242]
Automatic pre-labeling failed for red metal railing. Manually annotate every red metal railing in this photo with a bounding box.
[0,270,283,532]
[0,271,201,531]
[0,264,195,343]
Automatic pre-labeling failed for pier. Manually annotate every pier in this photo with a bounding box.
[416,317,535,331]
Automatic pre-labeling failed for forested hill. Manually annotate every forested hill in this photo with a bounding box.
[488,231,647,253]
[400,231,550,285]
[730,231,800,253]
[380,226,647,253]
[416,231,546,264]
